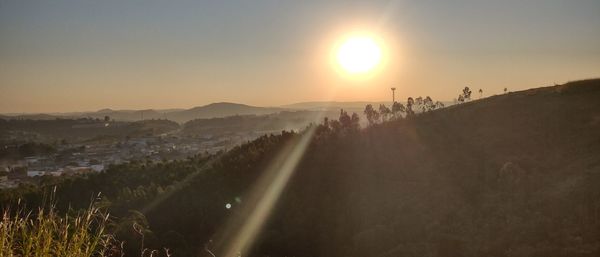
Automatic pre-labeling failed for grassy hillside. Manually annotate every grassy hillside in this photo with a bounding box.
[154,79,600,257]
[2,79,599,257]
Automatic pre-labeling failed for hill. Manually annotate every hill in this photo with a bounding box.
[2,79,599,257]
[167,102,284,123]
[151,79,600,257]
[0,103,284,123]
[182,111,322,136]
[79,103,281,122]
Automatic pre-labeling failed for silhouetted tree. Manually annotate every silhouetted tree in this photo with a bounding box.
[434,101,445,109]
[478,89,483,99]
[104,115,110,122]
[406,97,415,117]
[364,104,380,126]
[457,87,472,103]
[338,109,352,129]
[414,97,424,112]
[391,102,406,119]
[350,113,360,130]
[424,96,434,111]
[463,87,472,101]
[379,104,392,122]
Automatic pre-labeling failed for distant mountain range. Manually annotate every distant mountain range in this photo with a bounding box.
[0,103,285,123]
[0,100,453,123]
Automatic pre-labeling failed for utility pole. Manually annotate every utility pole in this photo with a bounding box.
[391,87,396,103]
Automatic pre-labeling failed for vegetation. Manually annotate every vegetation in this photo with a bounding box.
[0,198,113,256]
[182,111,321,136]
[363,95,444,126]
[0,142,56,160]
[0,118,179,143]
[457,86,472,103]
[1,79,599,256]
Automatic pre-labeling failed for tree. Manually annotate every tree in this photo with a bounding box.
[379,104,392,122]
[104,115,110,122]
[350,113,360,130]
[335,109,360,132]
[406,97,415,117]
[415,97,424,112]
[434,101,445,109]
[462,87,472,101]
[423,96,434,111]
[364,104,380,126]
[338,109,352,129]
[458,86,471,103]
[391,102,406,119]
[504,87,508,94]
[478,89,483,99]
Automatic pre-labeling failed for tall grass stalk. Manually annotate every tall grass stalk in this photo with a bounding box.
[0,199,114,257]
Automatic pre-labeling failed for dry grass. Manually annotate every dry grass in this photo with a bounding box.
[0,198,114,257]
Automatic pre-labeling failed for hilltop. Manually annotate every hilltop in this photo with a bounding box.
[167,102,284,123]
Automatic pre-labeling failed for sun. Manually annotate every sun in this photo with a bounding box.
[336,36,382,74]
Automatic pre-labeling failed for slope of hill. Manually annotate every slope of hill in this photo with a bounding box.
[150,79,600,257]
[2,79,599,257]
[283,100,454,111]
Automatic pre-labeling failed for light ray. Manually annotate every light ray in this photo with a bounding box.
[212,126,318,257]
[140,155,222,214]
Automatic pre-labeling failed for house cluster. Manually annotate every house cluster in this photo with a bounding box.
[0,131,266,189]
[0,156,105,189]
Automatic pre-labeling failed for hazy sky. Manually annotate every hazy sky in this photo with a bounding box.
[1,0,599,113]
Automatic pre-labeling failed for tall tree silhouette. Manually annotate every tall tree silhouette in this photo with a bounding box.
[458,86,472,103]
[379,104,392,122]
[391,102,406,119]
[424,96,434,111]
[338,109,359,131]
[364,104,380,126]
[406,97,415,117]
[463,87,472,101]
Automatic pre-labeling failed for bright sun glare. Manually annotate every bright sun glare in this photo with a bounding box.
[336,36,382,74]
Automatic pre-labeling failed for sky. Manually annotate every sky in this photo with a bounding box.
[1,0,599,113]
